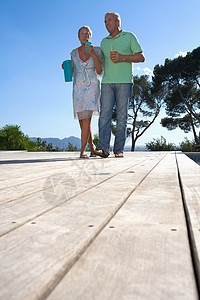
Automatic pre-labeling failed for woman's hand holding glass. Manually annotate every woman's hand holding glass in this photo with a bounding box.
[85,44,95,57]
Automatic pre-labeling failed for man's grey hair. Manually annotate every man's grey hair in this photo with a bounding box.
[78,26,92,38]
[105,12,121,27]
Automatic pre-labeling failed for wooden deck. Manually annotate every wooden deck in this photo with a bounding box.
[0,151,200,300]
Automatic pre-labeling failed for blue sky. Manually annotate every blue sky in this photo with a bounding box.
[0,0,200,146]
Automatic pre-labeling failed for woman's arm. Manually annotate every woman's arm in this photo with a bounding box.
[71,57,74,72]
[88,46,102,75]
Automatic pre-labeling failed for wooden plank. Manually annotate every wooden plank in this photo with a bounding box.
[47,153,198,300]
[0,153,166,300]
[0,153,148,200]
[0,157,91,185]
[0,154,159,236]
[0,151,146,188]
[176,152,200,289]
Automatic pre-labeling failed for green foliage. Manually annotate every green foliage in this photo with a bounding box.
[179,138,195,152]
[153,46,200,145]
[0,124,60,152]
[145,136,176,151]
[179,137,200,152]
[25,140,37,151]
[0,124,32,150]
[93,134,99,147]
[30,137,59,152]
[66,142,77,152]
[33,138,47,151]
[181,47,200,87]
[46,143,53,151]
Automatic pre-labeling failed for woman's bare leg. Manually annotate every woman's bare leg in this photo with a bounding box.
[79,118,91,156]
[87,125,96,153]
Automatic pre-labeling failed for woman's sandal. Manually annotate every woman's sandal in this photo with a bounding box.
[93,149,109,158]
[80,154,89,159]
[115,153,124,158]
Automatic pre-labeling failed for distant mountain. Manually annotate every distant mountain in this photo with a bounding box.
[29,136,81,150]
[124,145,147,152]
[29,137,147,152]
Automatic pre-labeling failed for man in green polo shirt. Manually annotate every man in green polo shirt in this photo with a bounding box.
[94,12,145,158]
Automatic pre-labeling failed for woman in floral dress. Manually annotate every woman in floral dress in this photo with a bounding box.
[71,26,102,158]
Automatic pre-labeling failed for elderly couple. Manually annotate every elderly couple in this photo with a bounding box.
[70,12,145,158]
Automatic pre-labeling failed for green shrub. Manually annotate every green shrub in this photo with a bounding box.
[145,136,176,151]
[179,137,200,152]
[66,142,77,152]
[93,134,99,147]
[0,124,30,150]
[0,124,58,152]
[179,138,194,152]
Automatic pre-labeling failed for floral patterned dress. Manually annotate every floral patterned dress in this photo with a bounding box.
[71,47,102,120]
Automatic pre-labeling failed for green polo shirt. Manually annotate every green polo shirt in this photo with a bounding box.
[101,30,143,83]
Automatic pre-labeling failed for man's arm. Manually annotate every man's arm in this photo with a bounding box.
[111,51,145,63]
